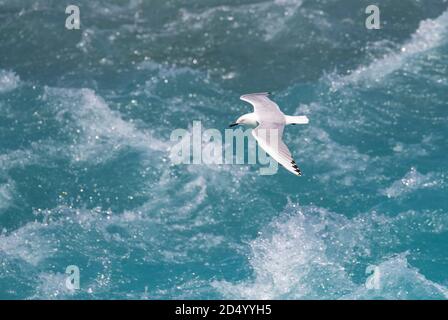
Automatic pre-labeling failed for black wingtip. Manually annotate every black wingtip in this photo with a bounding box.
[240,92,272,100]
[291,161,302,176]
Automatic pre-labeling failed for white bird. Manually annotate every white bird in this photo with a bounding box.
[229,92,309,176]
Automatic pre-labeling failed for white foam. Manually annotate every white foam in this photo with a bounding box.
[4,198,447,299]
[214,206,356,299]
[76,28,95,54]
[29,269,113,299]
[0,70,20,93]
[213,204,448,299]
[330,9,448,89]
[0,191,225,275]
[137,59,212,98]
[42,87,167,164]
[0,148,36,173]
[0,181,15,212]
[391,135,435,158]
[178,176,208,215]
[260,0,304,41]
[30,272,75,300]
[297,126,370,179]
[0,143,75,185]
[165,0,303,41]
[348,253,448,299]
[0,220,55,266]
[382,167,443,198]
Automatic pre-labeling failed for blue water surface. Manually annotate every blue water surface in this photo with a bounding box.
[0,0,447,299]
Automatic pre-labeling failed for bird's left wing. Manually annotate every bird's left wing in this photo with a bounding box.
[252,123,302,176]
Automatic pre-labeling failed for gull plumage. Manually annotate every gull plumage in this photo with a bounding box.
[230,92,309,176]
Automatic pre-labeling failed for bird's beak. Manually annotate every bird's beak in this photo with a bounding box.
[229,123,238,128]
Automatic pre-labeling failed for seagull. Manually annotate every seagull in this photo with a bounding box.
[229,92,309,176]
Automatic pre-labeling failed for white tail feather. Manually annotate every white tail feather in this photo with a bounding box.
[285,115,309,125]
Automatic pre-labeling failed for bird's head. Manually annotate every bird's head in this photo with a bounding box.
[229,114,256,128]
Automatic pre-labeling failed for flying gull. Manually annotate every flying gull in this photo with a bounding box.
[229,92,309,176]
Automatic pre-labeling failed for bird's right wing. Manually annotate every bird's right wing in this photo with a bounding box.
[252,124,302,176]
[240,92,284,121]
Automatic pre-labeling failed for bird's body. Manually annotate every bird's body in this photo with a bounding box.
[230,92,309,176]
[234,112,259,128]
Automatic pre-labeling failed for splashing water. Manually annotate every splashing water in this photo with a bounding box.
[0,0,448,299]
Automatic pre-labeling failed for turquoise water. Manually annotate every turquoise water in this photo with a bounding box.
[0,0,447,299]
